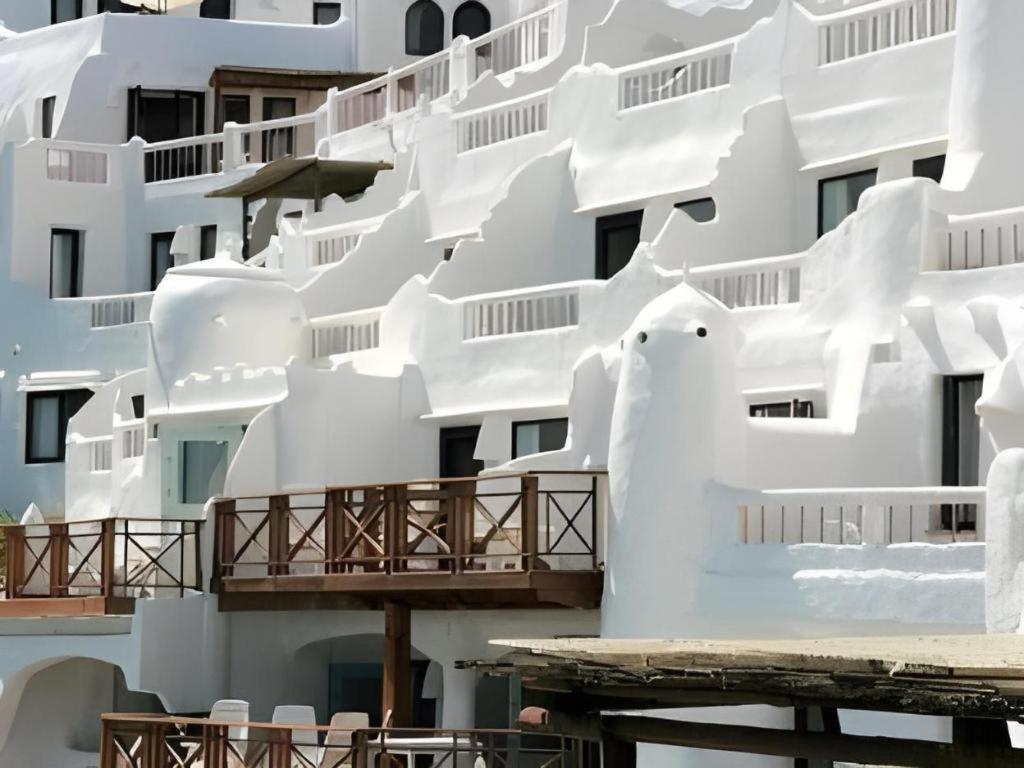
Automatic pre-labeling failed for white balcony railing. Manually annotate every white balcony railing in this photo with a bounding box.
[739,486,984,545]
[310,231,362,267]
[237,112,319,165]
[467,2,565,81]
[46,147,109,184]
[940,207,1024,271]
[455,89,551,153]
[817,0,957,66]
[143,133,225,183]
[690,253,804,309]
[618,39,735,111]
[87,293,154,328]
[311,308,383,358]
[88,438,113,472]
[120,423,146,460]
[462,284,581,340]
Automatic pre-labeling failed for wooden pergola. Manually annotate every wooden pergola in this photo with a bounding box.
[468,635,1024,767]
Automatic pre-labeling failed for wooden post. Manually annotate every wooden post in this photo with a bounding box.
[5,526,24,599]
[49,523,69,597]
[267,726,292,768]
[202,724,229,768]
[325,489,342,574]
[520,475,539,572]
[450,480,475,573]
[213,499,236,585]
[389,485,408,575]
[268,495,291,576]
[382,601,412,728]
[100,519,116,598]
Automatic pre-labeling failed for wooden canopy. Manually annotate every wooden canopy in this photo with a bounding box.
[467,635,1024,767]
[206,157,392,202]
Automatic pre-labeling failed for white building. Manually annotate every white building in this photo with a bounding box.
[1,0,1023,765]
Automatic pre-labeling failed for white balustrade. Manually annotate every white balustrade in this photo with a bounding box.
[467,2,565,81]
[310,232,362,267]
[143,133,225,183]
[88,293,154,328]
[392,53,452,113]
[818,0,957,66]
[89,438,113,472]
[237,112,319,165]
[311,309,383,357]
[46,147,108,184]
[462,285,580,340]
[941,207,1024,271]
[618,40,734,111]
[690,254,804,309]
[455,90,551,153]
[121,423,146,460]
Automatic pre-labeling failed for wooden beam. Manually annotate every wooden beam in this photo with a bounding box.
[601,716,1024,768]
[383,602,412,728]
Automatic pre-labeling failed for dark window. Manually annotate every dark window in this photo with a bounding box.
[180,440,229,504]
[26,389,93,463]
[41,97,56,139]
[99,0,137,11]
[453,1,490,39]
[439,425,483,478]
[941,375,983,532]
[443,247,454,261]
[131,395,145,420]
[50,229,83,299]
[262,97,296,161]
[749,400,814,419]
[150,232,175,291]
[200,225,217,261]
[221,95,250,127]
[129,89,206,181]
[406,0,445,55]
[596,210,643,280]
[51,0,83,24]
[675,197,716,223]
[512,418,568,459]
[913,154,946,184]
[314,2,342,24]
[818,169,877,236]
[200,0,231,18]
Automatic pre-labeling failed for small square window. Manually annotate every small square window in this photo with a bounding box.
[314,2,342,25]
[818,169,877,237]
[512,418,568,459]
[26,389,93,463]
[50,229,83,299]
[913,154,946,184]
[41,97,56,139]
[200,225,217,261]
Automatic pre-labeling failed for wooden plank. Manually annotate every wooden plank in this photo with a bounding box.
[383,602,412,727]
[602,715,1024,767]
[0,595,132,618]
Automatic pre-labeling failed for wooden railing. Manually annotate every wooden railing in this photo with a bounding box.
[690,253,804,309]
[4,518,202,600]
[817,0,957,66]
[617,39,734,111]
[100,715,591,768]
[215,472,602,580]
[738,486,984,545]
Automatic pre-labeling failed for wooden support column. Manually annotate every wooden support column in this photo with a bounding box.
[5,526,24,599]
[49,523,69,597]
[520,475,539,572]
[389,485,408,575]
[383,601,412,728]
[268,495,291,576]
[325,489,343,574]
[100,519,116,598]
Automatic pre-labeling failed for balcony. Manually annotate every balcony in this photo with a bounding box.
[213,472,605,611]
[1,518,202,617]
[100,715,591,768]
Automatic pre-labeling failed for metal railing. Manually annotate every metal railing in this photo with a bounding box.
[690,253,804,309]
[617,39,735,111]
[817,0,957,65]
[738,486,984,545]
[4,518,203,600]
[215,472,602,579]
[455,89,551,153]
[100,715,593,768]
[310,307,384,358]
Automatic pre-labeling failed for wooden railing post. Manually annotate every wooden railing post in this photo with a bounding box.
[450,480,476,573]
[49,523,69,597]
[101,519,116,598]
[213,500,235,585]
[5,526,24,599]
[353,730,370,768]
[268,495,291,576]
[268,726,292,768]
[98,718,113,768]
[202,724,229,768]
[521,475,539,573]
[325,489,343,574]
[389,485,408,575]
[383,601,412,728]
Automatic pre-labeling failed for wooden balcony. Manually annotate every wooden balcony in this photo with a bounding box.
[214,472,605,611]
[1,518,202,618]
[100,714,595,768]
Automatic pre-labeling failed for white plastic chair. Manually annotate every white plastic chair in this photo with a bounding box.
[210,699,250,766]
[321,712,369,767]
[272,705,319,767]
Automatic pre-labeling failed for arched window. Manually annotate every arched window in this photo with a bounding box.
[453,1,490,40]
[406,0,444,56]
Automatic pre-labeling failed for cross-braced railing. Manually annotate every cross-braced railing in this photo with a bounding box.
[216,472,603,580]
[100,715,594,768]
[4,518,203,601]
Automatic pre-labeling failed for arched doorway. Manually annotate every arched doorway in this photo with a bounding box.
[406,0,444,55]
[453,1,490,40]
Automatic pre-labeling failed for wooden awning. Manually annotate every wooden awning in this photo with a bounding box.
[209,66,381,91]
[205,158,392,202]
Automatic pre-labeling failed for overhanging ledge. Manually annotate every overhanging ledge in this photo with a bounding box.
[205,157,393,202]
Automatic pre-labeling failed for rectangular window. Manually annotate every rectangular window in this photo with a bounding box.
[512,418,569,459]
[439,425,483,478]
[131,394,145,420]
[674,197,717,223]
[51,0,83,24]
[818,169,877,237]
[180,440,229,504]
[596,210,643,280]
[221,94,251,128]
[128,88,205,144]
[262,97,296,162]
[26,389,93,463]
[941,375,983,532]
[749,400,814,419]
[314,2,342,24]
[150,232,175,291]
[200,225,217,261]
[41,97,56,139]
[50,229,83,299]
[913,154,946,184]
[200,0,232,18]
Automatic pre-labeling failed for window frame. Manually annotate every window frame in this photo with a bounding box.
[406,0,445,56]
[452,1,491,40]
[51,0,83,24]
[25,389,93,464]
[595,210,643,280]
[314,1,342,25]
[748,400,814,419]
[150,231,176,291]
[50,228,83,299]
[511,417,569,460]
[817,168,878,238]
